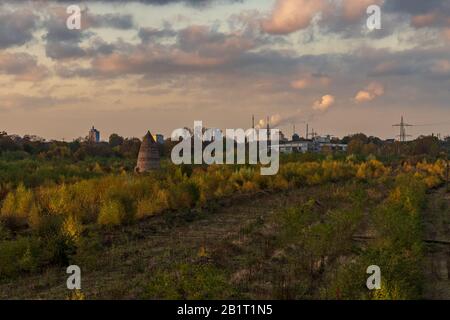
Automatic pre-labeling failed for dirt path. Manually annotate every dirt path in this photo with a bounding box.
[423,188,450,299]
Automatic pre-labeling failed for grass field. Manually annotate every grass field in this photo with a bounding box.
[0,157,448,299]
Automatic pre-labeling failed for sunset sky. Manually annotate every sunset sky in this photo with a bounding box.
[0,0,449,140]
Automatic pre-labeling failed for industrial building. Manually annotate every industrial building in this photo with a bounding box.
[251,116,347,154]
[279,140,310,153]
[278,134,347,154]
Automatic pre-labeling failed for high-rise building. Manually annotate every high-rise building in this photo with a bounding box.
[88,126,100,143]
[152,134,165,144]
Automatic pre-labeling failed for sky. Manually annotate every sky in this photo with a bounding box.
[0,0,449,141]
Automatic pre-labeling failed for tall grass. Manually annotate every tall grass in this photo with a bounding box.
[0,158,445,283]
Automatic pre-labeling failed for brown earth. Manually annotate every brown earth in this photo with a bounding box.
[423,188,450,299]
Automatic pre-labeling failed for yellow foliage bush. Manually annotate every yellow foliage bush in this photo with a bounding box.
[270,175,289,191]
[62,215,83,242]
[136,189,170,218]
[411,160,445,188]
[98,199,126,226]
[0,184,35,229]
[356,159,389,181]
[241,180,259,192]
[2,157,443,231]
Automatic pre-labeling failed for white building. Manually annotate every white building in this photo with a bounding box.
[279,140,310,154]
[278,135,347,154]
[316,142,348,152]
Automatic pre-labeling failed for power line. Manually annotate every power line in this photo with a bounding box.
[393,116,413,142]
[412,121,450,127]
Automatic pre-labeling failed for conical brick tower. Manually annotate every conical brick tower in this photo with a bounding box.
[135,131,160,173]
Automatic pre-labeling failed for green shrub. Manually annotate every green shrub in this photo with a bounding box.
[322,259,368,300]
[169,181,201,209]
[0,222,11,241]
[277,199,318,243]
[71,231,103,269]
[30,215,76,266]
[144,263,233,300]
[363,174,426,299]
[33,214,64,239]
[0,237,41,279]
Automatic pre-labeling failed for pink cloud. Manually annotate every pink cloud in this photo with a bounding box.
[291,78,309,89]
[256,114,283,129]
[410,10,450,33]
[313,94,335,111]
[442,28,450,41]
[262,0,385,35]
[354,81,385,103]
[262,0,325,35]
[291,73,331,90]
[411,13,440,28]
[430,59,450,75]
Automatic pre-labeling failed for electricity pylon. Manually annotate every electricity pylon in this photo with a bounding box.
[393,116,413,142]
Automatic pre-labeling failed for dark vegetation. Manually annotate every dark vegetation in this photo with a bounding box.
[0,130,448,299]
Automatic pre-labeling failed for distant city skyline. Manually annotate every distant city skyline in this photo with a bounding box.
[0,0,449,140]
[5,115,449,143]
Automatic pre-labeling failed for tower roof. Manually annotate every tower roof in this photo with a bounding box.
[142,131,156,145]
